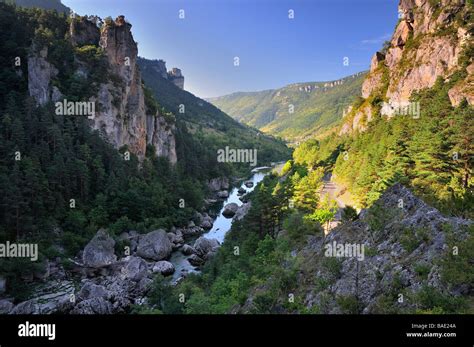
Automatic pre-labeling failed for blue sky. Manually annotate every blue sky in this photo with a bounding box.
[63,0,399,98]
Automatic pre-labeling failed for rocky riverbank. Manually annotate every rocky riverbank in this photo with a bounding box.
[0,174,258,314]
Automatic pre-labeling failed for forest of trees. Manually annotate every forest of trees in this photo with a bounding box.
[292,75,473,218]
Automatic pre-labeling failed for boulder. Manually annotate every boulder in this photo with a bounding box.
[222,203,239,218]
[0,299,13,314]
[77,282,109,301]
[193,237,220,258]
[181,226,204,238]
[238,187,246,195]
[152,261,175,276]
[200,214,214,230]
[70,297,113,314]
[82,229,117,268]
[203,198,218,207]
[188,254,205,267]
[244,181,254,188]
[181,244,196,255]
[217,190,229,199]
[167,232,183,246]
[121,256,148,282]
[136,229,172,261]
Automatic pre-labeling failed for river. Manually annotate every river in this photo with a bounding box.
[169,166,273,283]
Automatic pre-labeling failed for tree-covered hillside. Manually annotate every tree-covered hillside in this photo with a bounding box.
[3,0,69,13]
[209,72,366,143]
[138,57,292,171]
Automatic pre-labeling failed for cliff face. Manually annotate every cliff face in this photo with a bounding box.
[93,16,176,162]
[344,0,472,134]
[27,15,177,163]
[27,47,61,106]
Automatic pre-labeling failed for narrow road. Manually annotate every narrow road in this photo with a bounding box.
[319,172,346,233]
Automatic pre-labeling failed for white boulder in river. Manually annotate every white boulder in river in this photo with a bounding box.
[136,229,173,261]
[222,202,239,217]
[152,261,175,276]
[193,237,220,259]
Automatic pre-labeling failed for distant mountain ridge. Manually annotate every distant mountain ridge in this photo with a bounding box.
[209,72,366,143]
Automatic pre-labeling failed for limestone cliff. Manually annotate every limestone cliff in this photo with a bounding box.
[27,47,61,106]
[27,15,177,163]
[342,0,472,134]
[93,15,176,162]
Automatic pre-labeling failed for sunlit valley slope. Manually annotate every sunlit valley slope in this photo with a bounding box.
[209,72,366,143]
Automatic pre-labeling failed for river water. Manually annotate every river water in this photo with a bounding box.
[169,167,271,283]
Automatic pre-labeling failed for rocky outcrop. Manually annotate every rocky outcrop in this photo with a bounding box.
[167,68,184,89]
[91,16,176,162]
[27,47,60,106]
[9,281,75,314]
[69,16,100,47]
[385,35,463,105]
[383,1,471,106]
[26,16,178,163]
[361,52,385,99]
[136,229,173,261]
[298,184,470,314]
[339,104,373,135]
[238,184,471,314]
[341,0,472,134]
[146,112,177,164]
[448,62,474,106]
